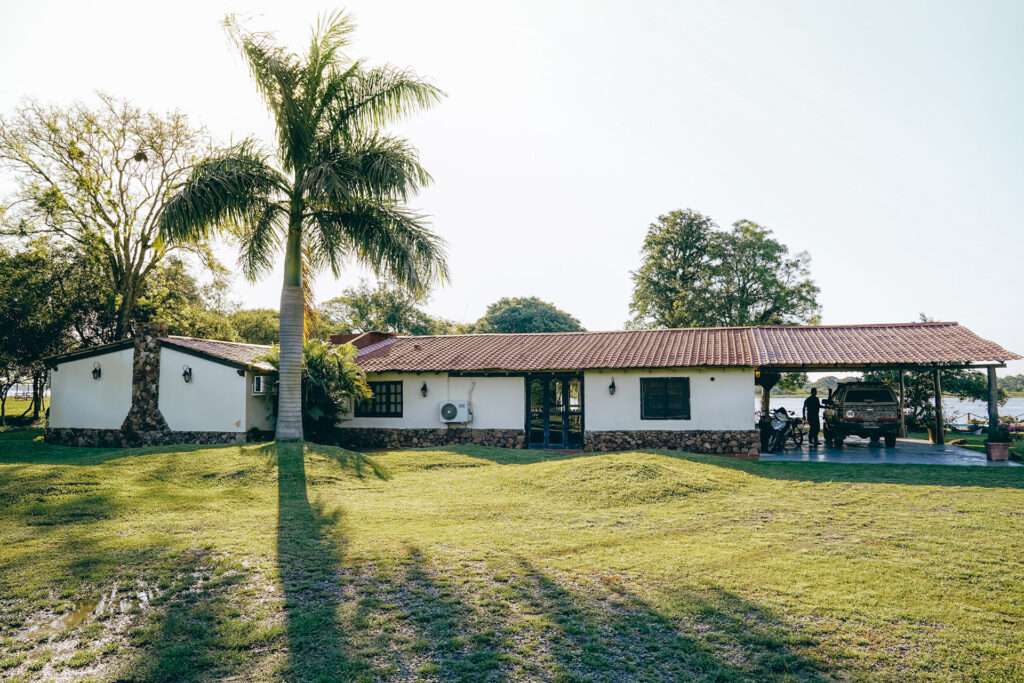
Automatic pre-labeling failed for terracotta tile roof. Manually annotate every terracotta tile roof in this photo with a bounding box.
[750,322,1020,368]
[160,336,275,371]
[353,322,1019,372]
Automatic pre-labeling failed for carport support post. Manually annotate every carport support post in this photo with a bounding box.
[987,366,999,440]
[897,370,906,438]
[932,367,944,445]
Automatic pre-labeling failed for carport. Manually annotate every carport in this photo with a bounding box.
[752,322,1021,445]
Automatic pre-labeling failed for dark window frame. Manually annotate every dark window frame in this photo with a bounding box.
[356,380,404,418]
[640,377,691,420]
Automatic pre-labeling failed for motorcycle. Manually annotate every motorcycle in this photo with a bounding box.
[766,407,804,452]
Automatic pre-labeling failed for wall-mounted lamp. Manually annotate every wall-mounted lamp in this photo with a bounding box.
[182,365,193,383]
[91,362,102,380]
[608,378,616,396]
[420,381,429,398]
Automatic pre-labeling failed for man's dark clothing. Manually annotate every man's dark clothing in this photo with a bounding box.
[803,395,822,444]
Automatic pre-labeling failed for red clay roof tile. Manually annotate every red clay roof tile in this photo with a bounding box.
[352,322,1018,372]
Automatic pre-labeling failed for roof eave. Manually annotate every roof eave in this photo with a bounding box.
[157,339,277,373]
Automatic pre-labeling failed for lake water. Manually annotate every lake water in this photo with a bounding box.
[759,395,1024,423]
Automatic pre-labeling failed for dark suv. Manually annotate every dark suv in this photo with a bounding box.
[823,382,900,448]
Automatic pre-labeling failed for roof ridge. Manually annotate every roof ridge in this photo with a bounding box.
[394,322,959,340]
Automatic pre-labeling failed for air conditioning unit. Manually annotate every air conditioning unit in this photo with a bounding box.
[439,400,471,424]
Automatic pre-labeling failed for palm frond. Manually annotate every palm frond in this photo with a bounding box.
[305,11,356,101]
[159,140,287,244]
[237,202,286,282]
[324,66,443,140]
[224,15,310,169]
[308,201,448,292]
[303,134,431,205]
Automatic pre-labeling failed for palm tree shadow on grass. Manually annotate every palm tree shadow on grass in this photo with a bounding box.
[507,557,828,682]
[387,546,505,682]
[274,441,376,681]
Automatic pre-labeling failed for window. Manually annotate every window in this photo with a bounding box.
[356,381,404,417]
[844,388,895,403]
[640,377,690,420]
[253,375,267,395]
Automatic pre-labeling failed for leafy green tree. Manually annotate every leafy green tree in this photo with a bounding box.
[474,297,583,333]
[160,13,447,441]
[230,308,280,345]
[775,372,809,394]
[1000,375,1024,394]
[319,280,453,336]
[263,339,371,441]
[0,241,79,420]
[132,257,239,340]
[630,211,820,328]
[630,210,715,329]
[0,95,214,339]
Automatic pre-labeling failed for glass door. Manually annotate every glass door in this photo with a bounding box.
[526,374,583,449]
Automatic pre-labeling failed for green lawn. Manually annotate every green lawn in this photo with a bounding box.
[1,430,1023,681]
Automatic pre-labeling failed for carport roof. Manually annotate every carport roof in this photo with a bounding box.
[749,322,1020,369]
[352,322,1019,372]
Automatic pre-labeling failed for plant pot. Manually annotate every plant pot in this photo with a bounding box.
[986,442,1010,461]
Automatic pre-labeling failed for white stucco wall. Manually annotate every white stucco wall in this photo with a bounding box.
[245,371,276,432]
[49,347,134,429]
[584,368,756,431]
[342,372,526,430]
[158,348,246,432]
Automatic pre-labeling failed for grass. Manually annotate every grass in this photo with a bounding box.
[1,429,1023,681]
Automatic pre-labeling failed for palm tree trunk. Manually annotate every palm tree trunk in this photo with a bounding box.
[276,217,305,441]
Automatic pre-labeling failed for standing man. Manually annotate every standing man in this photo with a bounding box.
[803,388,822,446]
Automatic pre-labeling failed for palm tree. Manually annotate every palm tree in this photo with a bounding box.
[160,13,447,441]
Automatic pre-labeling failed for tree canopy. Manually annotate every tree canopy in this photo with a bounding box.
[229,308,280,345]
[630,210,820,328]
[474,297,583,333]
[0,95,214,338]
[319,280,454,336]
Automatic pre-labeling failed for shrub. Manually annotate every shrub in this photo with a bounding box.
[263,340,371,441]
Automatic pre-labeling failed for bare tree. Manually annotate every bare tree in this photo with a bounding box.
[0,95,215,339]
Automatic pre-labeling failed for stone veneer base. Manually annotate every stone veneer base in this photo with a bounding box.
[334,427,760,457]
[335,427,525,450]
[584,430,761,457]
[46,428,246,448]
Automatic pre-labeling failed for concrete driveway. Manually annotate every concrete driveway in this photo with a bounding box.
[759,436,1020,467]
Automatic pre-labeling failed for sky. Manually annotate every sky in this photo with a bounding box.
[1,0,1021,373]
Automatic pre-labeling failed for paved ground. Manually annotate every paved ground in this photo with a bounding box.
[760,436,1020,467]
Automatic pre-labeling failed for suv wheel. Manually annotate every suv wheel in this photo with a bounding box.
[884,434,897,448]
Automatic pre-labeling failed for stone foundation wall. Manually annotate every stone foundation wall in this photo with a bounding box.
[46,428,246,448]
[336,427,525,450]
[584,430,760,457]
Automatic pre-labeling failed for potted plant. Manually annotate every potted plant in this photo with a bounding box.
[986,424,1011,461]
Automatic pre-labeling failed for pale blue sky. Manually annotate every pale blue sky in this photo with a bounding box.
[2,1,1021,372]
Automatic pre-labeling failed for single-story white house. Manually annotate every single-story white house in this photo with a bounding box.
[46,322,1018,454]
[46,334,275,447]
[329,322,1019,455]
